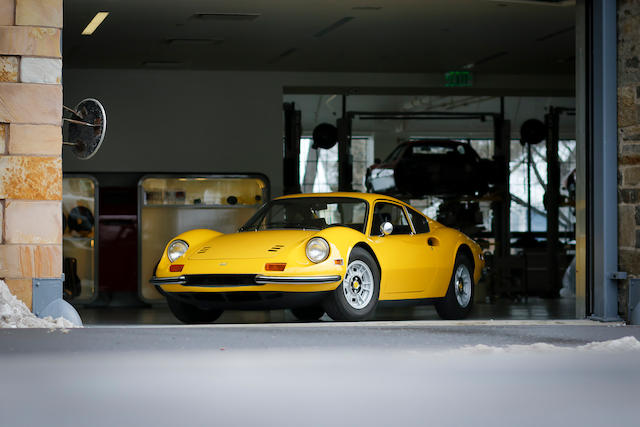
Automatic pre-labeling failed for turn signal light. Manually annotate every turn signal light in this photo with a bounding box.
[265,263,286,271]
[169,264,184,272]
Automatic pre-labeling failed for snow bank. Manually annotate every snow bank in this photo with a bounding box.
[0,280,79,329]
[459,336,640,354]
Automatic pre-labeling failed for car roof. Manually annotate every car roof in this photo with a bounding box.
[274,192,408,205]
[402,139,466,146]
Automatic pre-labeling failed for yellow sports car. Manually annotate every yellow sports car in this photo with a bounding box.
[151,192,484,323]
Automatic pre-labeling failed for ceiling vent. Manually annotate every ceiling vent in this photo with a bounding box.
[268,48,297,64]
[166,38,223,46]
[142,61,185,68]
[462,51,508,69]
[314,17,355,38]
[191,13,261,21]
[488,0,575,6]
[536,26,574,41]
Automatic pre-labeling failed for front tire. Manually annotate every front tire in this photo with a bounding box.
[324,248,380,321]
[435,253,475,320]
[166,296,223,324]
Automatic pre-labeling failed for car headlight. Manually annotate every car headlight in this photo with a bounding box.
[306,237,330,263]
[167,240,189,262]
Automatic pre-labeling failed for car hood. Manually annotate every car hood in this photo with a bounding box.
[188,229,319,260]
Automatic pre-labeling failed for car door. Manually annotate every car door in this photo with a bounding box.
[368,201,439,295]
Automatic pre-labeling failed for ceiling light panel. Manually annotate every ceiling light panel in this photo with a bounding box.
[81,12,109,35]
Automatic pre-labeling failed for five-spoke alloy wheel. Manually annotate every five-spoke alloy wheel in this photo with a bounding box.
[324,248,380,321]
[435,252,475,320]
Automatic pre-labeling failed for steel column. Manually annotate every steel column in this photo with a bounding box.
[589,0,620,321]
[338,95,353,192]
[283,102,301,195]
[545,108,560,296]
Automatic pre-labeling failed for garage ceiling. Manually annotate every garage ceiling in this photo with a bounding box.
[63,0,575,74]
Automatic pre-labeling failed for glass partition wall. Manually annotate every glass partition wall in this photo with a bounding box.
[138,175,269,303]
[62,176,98,303]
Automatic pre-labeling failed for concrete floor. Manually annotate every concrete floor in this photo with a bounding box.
[4,296,637,426]
[2,320,639,427]
[75,296,578,325]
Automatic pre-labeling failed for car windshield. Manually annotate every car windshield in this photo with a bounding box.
[407,143,465,156]
[240,197,369,233]
[384,145,406,162]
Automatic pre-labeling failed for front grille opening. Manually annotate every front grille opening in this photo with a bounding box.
[185,274,257,286]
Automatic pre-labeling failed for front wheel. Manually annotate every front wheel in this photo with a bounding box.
[435,253,475,320]
[324,248,380,321]
[166,296,223,324]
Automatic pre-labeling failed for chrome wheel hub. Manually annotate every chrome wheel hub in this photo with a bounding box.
[454,264,472,308]
[343,260,374,310]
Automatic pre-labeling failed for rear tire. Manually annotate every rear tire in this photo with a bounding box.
[324,248,380,321]
[166,296,223,324]
[435,253,475,320]
[290,306,325,321]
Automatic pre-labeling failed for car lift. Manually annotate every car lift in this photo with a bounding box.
[337,107,512,297]
[283,98,574,300]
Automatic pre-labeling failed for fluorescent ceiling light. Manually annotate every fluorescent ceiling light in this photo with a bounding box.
[82,12,109,35]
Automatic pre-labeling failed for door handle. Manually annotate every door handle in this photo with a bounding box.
[427,237,440,247]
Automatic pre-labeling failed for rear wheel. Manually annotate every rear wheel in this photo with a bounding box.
[435,253,475,320]
[324,248,380,321]
[290,306,325,321]
[166,296,223,324]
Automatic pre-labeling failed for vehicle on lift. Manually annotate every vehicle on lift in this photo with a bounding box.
[365,139,494,198]
[151,192,484,323]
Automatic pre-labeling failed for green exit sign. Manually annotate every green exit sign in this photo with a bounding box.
[445,71,473,87]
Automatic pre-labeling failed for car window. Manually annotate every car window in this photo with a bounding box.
[409,144,462,156]
[407,208,430,234]
[370,202,412,235]
[240,197,369,233]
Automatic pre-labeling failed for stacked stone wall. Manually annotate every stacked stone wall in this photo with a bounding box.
[0,0,63,309]
[618,0,640,319]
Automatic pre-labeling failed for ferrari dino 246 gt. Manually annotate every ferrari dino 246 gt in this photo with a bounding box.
[151,192,484,323]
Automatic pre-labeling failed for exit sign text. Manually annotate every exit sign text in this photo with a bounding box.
[445,71,473,87]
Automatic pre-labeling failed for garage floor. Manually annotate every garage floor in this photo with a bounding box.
[75,296,577,325]
[1,321,638,427]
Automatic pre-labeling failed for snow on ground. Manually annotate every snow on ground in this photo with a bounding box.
[458,336,640,354]
[0,280,78,329]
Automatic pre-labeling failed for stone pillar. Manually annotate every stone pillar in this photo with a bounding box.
[618,0,640,320]
[0,0,63,309]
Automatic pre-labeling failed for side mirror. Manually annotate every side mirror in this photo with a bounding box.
[380,221,393,236]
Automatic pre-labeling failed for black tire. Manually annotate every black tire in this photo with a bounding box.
[435,253,475,320]
[290,306,325,321]
[324,247,380,321]
[166,296,223,324]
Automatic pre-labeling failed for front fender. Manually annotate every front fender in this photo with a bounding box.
[157,229,223,271]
